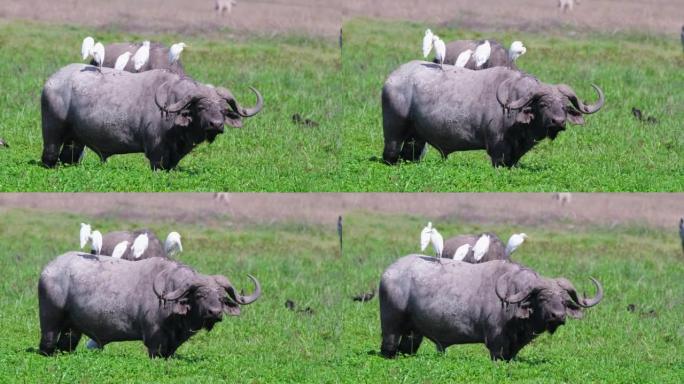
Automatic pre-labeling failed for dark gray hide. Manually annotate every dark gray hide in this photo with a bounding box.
[38,252,261,358]
[97,229,165,260]
[437,39,515,70]
[92,42,185,75]
[41,64,263,170]
[381,61,604,167]
[379,255,603,360]
[441,232,507,262]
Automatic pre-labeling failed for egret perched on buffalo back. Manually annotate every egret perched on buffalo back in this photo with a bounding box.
[133,41,151,71]
[508,41,526,64]
[433,37,446,70]
[506,233,528,256]
[131,233,149,259]
[168,43,187,65]
[80,223,92,249]
[452,243,471,261]
[472,234,491,261]
[111,241,129,259]
[422,29,434,58]
[91,42,105,72]
[90,230,103,255]
[81,37,95,61]
[473,40,491,68]
[164,232,183,258]
[420,222,444,258]
[114,52,132,71]
[455,49,473,68]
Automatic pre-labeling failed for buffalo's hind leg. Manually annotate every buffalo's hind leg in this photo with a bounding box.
[41,114,66,168]
[381,87,412,165]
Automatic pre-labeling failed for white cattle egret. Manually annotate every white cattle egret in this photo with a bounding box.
[111,241,129,259]
[509,41,526,63]
[472,234,491,261]
[452,243,471,261]
[90,230,103,255]
[114,51,132,70]
[81,36,95,61]
[133,41,150,71]
[80,223,92,249]
[506,233,528,256]
[91,42,105,71]
[164,232,183,258]
[422,29,434,58]
[433,37,446,70]
[168,43,187,65]
[473,40,491,68]
[131,233,149,259]
[420,222,444,257]
[454,49,472,68]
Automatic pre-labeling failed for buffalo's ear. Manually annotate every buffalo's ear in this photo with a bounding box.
[172,299,191,316]
[566,107,585,125]
[565,301,584,319]
[516,106,534,124]
[174,111,193,127]
[515,303,532,319]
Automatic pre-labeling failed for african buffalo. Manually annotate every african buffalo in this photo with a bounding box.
[381,61,604,167]
[38,252,261,358]
[41,64,263,169]
[379,255,602,361]
[438,39,514,70]
[92,42,185,75]
[441,232,507,262]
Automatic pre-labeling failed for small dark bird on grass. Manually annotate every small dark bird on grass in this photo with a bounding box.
[292,113,319,128]
[337,215,343,253]
[352,289,376,302]
[285,299,315,315]
[631,107,658,124]
[0,138,8,148]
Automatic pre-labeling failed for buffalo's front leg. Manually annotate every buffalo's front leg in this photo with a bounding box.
[399,136,427,162]
[486,140,514,168]
[397,332,423,355]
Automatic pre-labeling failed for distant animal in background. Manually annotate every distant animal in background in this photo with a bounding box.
[553,192,572,205]
[337,215,343,252]
[559,0,580,12]
[215,0,237,14]
[679,218,684,254]
[214,192,231,203]
[680,26,684,51]
[339,28,343,50]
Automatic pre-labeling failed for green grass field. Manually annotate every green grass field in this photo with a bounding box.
[340,19,684,191]
[1,207,682,382]
[0,21,341,191]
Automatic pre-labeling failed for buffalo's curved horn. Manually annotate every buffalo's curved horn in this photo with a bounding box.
[496,78,540,110]
[557,277,603,308]
[154,81,197,114]
[215,274,262,305]
[558,83,605,114]
[153,272,192,302]
[216,86,264,117]
[495,272,533,304]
